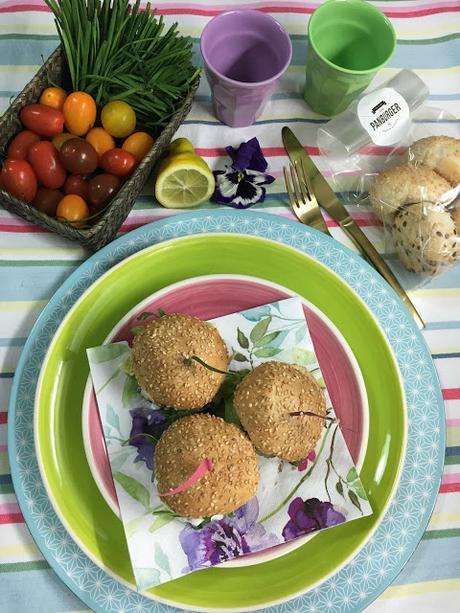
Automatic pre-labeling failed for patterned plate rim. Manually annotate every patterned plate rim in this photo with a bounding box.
[8,210,445,613]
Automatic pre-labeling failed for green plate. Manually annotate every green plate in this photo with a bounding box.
[35,233,405,610]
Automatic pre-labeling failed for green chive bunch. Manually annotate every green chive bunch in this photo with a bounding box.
[45,0,199,133]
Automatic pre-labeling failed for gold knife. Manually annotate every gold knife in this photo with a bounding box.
[282,126,424,330]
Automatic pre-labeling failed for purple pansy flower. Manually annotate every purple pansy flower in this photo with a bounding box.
[282,497,345,541]
[212,137,275,209]
[179,498,278,571]
[128,407,169,470]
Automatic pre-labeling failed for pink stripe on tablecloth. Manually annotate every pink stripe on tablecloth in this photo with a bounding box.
[0,502,20,515]
[0,445,7,454]
[1,2,458,17]
[443,388,460,401]
[447,419,460,427]
[442,474,460,485]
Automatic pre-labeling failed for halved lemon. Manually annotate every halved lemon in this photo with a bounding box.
[154,153,215,209]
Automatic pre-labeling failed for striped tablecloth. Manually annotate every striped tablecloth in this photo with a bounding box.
[1,1,459,611]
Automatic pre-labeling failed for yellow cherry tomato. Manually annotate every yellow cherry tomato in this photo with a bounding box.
[52,132,77,151]
[63,92,96,136]
[101,100,136,139]
[85,127,115,159]
[122,131,154,163]
[39,86,67,111]
[56,194,89,222]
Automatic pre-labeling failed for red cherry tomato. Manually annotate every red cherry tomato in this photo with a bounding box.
[64,175,89,200]
[28,141,66,189]
[32,187,63,216]
[20,104,64,138]
[1,159,37,202]
[100,148,136,177]
[7,130,40,160]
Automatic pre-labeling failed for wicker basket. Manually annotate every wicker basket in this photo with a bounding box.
[0,46,199,251]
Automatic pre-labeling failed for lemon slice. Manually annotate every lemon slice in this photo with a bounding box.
[155,153,215,209]
[169,137,194,155]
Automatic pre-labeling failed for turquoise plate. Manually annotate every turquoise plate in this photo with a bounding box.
[9,210,444,612]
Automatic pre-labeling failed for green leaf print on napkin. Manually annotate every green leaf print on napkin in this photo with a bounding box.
[122,374,139,408]
[90,343,129,363]
[253,347,282,358]
[114,472,151,511]
[237,327,249,349]
[105,404,121,434]
[154,543,171,577]
[149,511,175,534]
[250,317,272,344]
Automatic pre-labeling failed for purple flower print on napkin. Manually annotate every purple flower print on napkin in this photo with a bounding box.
[212,137,275,209]
[282,497,345,541]
[128,407,168,470]
[179,498,278,571]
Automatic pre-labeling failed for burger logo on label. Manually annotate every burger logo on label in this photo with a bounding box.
[357,87,410,146]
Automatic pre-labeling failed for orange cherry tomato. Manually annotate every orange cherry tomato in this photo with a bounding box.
[52,132,77,151]
[85,127,115,159]
[63,92,96,136]
[56,194,89,222]
[39,87,67,112]
[122,131,154,163]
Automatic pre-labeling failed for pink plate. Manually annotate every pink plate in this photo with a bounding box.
[83,275,369,522]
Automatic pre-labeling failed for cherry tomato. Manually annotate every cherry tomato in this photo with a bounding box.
[39,86,67,111]
[7,130,40,160]
[56,194,89,222]
[28,141,66,190]
[88,173,122,209]
[63,92,96,136]
[52,132,77,151]
[1,159,37,202]
[100,148,136,177]
[20,104,64,138]
[101,100,136,138]
[60,138,98,175]
[32,187,62,216]
[122,131,154,163]
[85,127,115,159]
[64,175,89,200]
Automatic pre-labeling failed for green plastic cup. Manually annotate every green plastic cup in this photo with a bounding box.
[304,0,396,116]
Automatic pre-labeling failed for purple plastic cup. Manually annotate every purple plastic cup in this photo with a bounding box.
[200,10,292,128]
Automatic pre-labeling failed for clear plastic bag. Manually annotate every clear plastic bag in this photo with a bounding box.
[318,95,460,289]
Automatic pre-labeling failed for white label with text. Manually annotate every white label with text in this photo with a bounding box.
[357,87,410,146]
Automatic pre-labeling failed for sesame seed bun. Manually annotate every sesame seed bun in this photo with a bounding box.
[233,361,326,462]
[154,413,259,517]
[131,313,229,410]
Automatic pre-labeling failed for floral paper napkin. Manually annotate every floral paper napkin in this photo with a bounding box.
[87,298,372,591]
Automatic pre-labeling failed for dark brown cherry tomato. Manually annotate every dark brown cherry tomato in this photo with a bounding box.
[1,159,37,202]
[28,141,66,189]
[32,187,63,216]
[20,104,64,138]
[88,173,122,209]
[64,175,90,200]
[7,130,40,160]
[60,138,98,175]
[100,148,136,177]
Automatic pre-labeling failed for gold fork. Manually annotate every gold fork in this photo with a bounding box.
[283,159,330,235]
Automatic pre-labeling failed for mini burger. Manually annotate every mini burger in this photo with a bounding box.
[233,361,326,462]
[131,313,229,411]
[154,413,259,517]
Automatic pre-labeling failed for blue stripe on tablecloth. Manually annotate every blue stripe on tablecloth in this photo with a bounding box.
[425,322,460,331]
[0,36,459,69]
[0,474,12,485]
[0,569,86,612]
[394,537,460,585]
[446,447,460,457]
[433,352,460,359]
